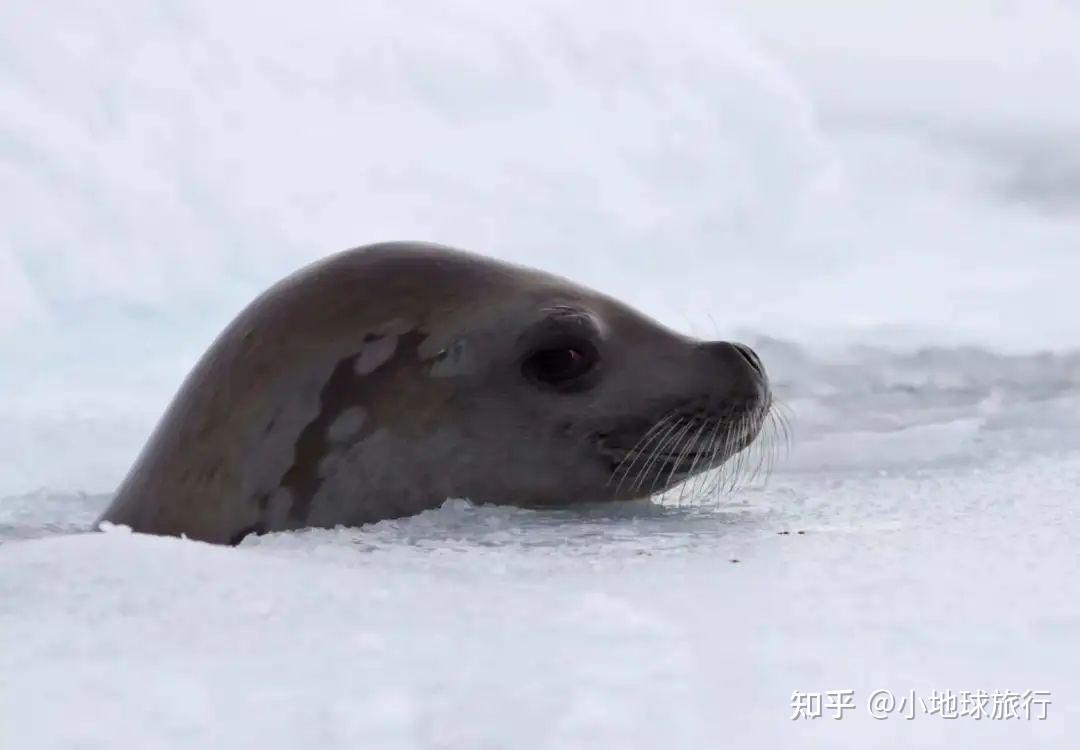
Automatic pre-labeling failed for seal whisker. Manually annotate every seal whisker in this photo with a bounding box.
[694,415,727,504]
[701,416,726,502]
[737,414,758,490]
[778,404,794,460]
[748,408,772,487]
[678,417,717,506]
[702,416,735,501]
[767,409,785,479]
[755,401,789,490]
[761,413,778,483]
[669,420,709,505]
[715,416,739,499]
[614,413,680,496]
[721,412,747,494]
[665,421,699,500]
[730,414,750,492]
[641,417,693,495]
[750,396,786,490]
[612,411,681,496]
[767,397,794,460]
[711,416,736,496]
[640,418,692,494]
[604,414,669,484]
[741,409,765,490]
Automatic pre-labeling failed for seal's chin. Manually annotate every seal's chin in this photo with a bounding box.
[597,404,770,499]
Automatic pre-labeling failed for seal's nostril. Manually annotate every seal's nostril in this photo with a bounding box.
[730,342,765,377]
[702,341,767,382]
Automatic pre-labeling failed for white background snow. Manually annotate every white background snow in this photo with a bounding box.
[2,1,1079,747]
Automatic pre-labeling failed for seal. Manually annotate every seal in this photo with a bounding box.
[98,242,772,544]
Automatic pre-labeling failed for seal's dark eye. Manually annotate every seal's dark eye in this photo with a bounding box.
[522,342,599,390]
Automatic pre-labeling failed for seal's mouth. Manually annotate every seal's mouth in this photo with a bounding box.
[596,398,788,501]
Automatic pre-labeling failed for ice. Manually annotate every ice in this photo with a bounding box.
[2,0,1079,747]
[4,455,1078,748]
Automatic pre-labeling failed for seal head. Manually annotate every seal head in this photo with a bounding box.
[98,242,771,544]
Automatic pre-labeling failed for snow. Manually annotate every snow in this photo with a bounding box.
[5,450,1078,748]
[3,1,1080,747]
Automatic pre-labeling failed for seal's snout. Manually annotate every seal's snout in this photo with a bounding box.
[604,339,775,500]
[692,341,771,453]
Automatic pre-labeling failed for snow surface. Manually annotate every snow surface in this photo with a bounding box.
[3,1,1080,747]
